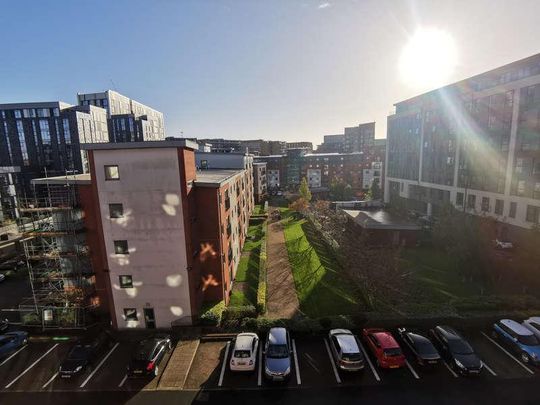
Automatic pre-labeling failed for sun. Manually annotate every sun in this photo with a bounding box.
[399,27,458,90]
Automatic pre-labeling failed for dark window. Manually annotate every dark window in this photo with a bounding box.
[105,165,120,180]
[114,240,129,254]
[201,159,208,169]
[509,202,517,218]
[467,194,476,209]
[526,205,540,223]
[481,197,490,212]
[109,203,124,218]
[495,199,504,215]
[119,275,133,288]
[456,192,464,206]
[123,308,137,321]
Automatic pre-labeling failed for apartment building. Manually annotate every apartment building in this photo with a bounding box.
[77,90,164,142]
[253,162,268,203]
[194,138,286,156]
[385,53,540,234]
[317,122,376,153]
[286,141,313,151]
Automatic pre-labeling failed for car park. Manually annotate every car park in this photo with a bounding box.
[397,327,440,366]
[328,329,364,371]
[430,325,482,375]
[362,328,405,369]
[493,319,540,365]
[127,335,172,378]
[0,331,28,358]
[230,333,259,372]
[59,330,112,378]
[264,327,292,381]
[522,317,540,341]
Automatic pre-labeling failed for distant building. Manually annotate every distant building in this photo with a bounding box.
[253,162,267,203]
[194,138,286,156]
[286,141,313,151]
[317,122,375,153]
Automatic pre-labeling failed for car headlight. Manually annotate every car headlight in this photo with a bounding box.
[75,366,83,372]
[454,359,465,369]
[284,366,291,375]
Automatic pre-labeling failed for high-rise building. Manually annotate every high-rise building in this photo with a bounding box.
[317,122,376,153]
[77,90,164,142]
[385,53,540,234]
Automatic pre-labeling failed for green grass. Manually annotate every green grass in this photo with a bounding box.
[229,291,250,306]
[281,208,366,317]
[243,222,264,252]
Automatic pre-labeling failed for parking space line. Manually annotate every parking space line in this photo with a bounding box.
[405,360,420,379]
[80,342,120,388]
[357,340,381,382]
[42,372,58,389]
[5,343,59,388]
[218,341,230,387]
[257,343,262,387]
[482,361,497,376]
[323,338,341,384]
[442,360,458,378]
[481,332,535,375]
[292,339,301,385]
[0,345,27,367]
[118,374,128,388]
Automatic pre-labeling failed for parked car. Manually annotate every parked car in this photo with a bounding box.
[127,335,172,378]
[493,319,540,365]
[230,333,259,372]
[0,331,28,358]
[429,325,482,375]
[0,273,5,283]
[0,319,9,332]
[523,317,540,341]
[264,327,292,381]
[59,330,111,378]
[397,327,440,366]
[362,328,405,369]
[328,329,364,371]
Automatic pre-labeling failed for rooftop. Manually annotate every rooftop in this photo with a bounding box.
[195,169,244,187]
[81,139,199,151]
[31,174,91,185]
[342,209,421,231]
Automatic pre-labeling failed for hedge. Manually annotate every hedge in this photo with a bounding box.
[256,220,268,314]
[220,315,357,334]
[199,300,225,326]
[222,305,257,322]
[452,295,540,312]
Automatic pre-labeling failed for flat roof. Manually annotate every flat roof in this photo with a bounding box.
[195,169,244,187]
[81,139,198,151]
[31,174,91,185]
[342,209,421,231]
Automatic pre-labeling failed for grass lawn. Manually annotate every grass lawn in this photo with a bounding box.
[281,208,366,317]
[243,222,264,252]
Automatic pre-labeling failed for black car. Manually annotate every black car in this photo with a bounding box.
[397,327,441,366]
[59,330,111,378]
[429,325,483,375]
[127,335,172,378]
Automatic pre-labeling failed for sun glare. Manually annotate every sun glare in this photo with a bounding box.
[399,27,458,90]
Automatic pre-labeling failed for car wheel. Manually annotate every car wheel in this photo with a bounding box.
[154,366,159,377]
[521,352,531,364]
[22,338,28,345]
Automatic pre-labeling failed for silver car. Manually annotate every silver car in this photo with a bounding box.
[328,329,365,371]
[264,327,292,381]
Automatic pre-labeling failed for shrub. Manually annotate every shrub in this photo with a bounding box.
[222,305,257,321]
[199,300,225,326]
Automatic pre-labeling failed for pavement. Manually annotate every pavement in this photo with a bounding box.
[266,213,300,318]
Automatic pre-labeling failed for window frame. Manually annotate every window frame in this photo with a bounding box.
[104,165,120,181]
[119,275,133,288]
[123,308,138,321]
[109,203,124,219]
[113,240,129,255]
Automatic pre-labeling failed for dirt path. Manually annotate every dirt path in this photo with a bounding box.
[266,214,300,319]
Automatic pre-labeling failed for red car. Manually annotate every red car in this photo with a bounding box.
[363,328,406,369]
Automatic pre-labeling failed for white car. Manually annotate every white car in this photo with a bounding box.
[328,329,365,371]
[523,317,540,340]
[230,333,259,371]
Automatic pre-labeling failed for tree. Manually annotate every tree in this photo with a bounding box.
[289,197,309,215]
[299,177,312,202]
[370,179,382,200]
[329,179,353,201]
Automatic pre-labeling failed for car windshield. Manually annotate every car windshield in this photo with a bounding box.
[448,339,473,355]
[342,352,362,362]
[519,334,539,346]
[234,350,251,358]
[383,348,402,357]
[267,344,289,358]
[417,342,438,355]
[133,343,154,360]
[68,345,89,360]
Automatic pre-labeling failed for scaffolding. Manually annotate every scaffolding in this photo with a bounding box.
[16,176,97,329]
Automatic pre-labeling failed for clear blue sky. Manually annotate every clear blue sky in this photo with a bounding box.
[1,0,539,145]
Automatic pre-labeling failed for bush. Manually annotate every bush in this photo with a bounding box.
[256,221,268,314]
[222,305,257,321]
[452,295,540,312]
[199,300,225,326]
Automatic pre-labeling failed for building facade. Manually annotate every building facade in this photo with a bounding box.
[286,141,313,151]
[317,122,376,153]
[194,138,286,156]
[385,53,540,232]
[253,162,267,203]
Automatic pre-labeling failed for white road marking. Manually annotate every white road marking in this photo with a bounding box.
[482,361,497,376]
[405,359,420,379]
[481,332,535,375]
[0,345,27,367]
[304,352,321,373]
[443,360,458,378]
[42,371,58,389]
[5,343,59,388]
[218,341,230,387]
[80,342,120,388]
[323,338,341,384]
[292,339,301,385]
[358,339,381,382]
[118,374,128,388]
[257,343,262,387]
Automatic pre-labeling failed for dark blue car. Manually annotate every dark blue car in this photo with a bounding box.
[493,319,540,365]
[0,331,28,358]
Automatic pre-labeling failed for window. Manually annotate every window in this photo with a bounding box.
[201,159,208,169]
[16,120,29,166]
[535,183,540,200]
[481,197,490,212]
[123,308,138,321]
[63,118,71,144]
[119,275,133,288]
[105,165,120,180]
[14,110,22,119]
[114,240,129,255]
[517,180,526,196]
[509,202,517,218]
[37,108,49,118]
[467,194,476,209]
[456,192,464,206]
[526,205,540,224]
[39,120,51,145]
[109,203,124,218]
[495,199,504,215]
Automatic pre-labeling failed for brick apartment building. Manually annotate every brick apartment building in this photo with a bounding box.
[29,140,254,329]
[317,122,376,153]
[253,162,268,203]
[385,52,540,235]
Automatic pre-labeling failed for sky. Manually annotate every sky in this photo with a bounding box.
[1,0,540,146]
